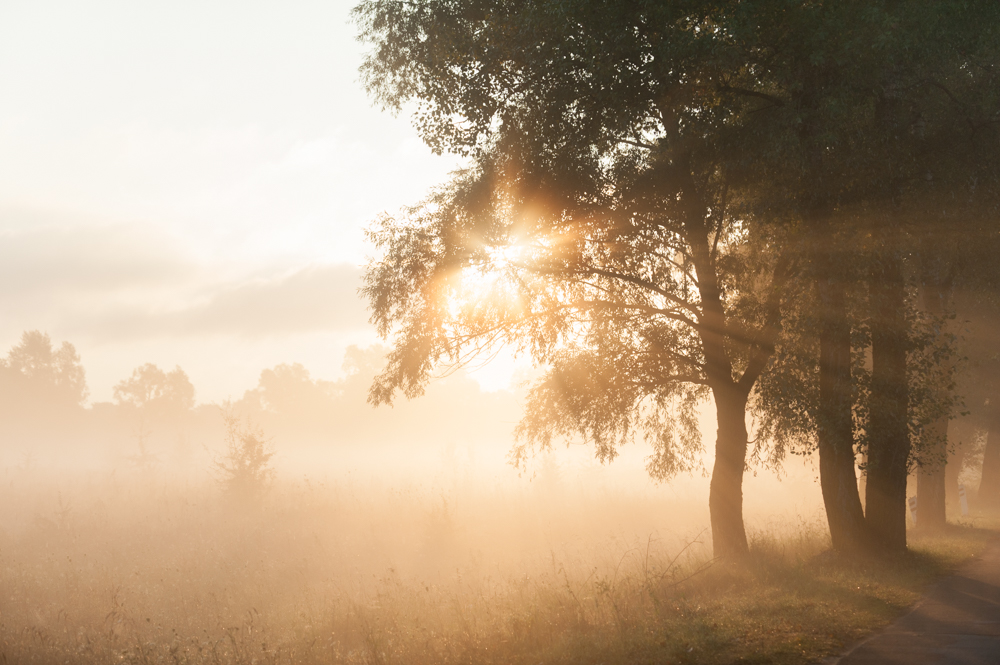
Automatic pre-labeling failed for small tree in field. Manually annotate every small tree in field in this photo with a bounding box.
[213,408,275,503]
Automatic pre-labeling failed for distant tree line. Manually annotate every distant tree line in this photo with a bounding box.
[0,332,519,470]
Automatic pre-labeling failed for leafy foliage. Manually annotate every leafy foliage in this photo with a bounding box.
[356,0,1000,555]
[357,0,798,485]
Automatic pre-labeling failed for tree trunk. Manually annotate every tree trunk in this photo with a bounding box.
[980,406,1000,512]
[796,68,869,556]
[816,267,869,554]
[915,261,954,529]
[684,188,751,560]
[709,387,750,558]
[917,416,948,529]
[812,209,868,555]
[865,252,910,554]
[946,416,972,514]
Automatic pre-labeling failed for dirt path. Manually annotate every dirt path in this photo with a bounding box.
[832,537,1000,664]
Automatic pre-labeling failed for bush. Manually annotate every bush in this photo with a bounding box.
[212,407,275,503]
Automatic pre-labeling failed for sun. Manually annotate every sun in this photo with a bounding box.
[486,242,524,266]
[447,241,528,320]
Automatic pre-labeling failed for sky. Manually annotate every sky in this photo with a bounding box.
[0,0,528,403]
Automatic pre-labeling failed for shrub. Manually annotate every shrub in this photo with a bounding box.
[212,407,275,503]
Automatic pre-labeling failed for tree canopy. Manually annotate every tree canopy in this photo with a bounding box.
[355,0,1000,557]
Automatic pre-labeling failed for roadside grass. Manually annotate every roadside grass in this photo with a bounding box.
[1,473,995,665]
[620,522,997,665]
[410,522,995,665]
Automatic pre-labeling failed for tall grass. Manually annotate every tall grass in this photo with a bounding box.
[0,464,993,665]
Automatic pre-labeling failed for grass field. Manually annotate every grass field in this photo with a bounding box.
[1,466,994,665]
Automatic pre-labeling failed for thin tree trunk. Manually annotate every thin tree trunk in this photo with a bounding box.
[817,274,869,553]
[915,261,954,529]
[865,252,910,554]
[980,406,1000,512]
[944,417,968,515]
[813,215,868,555]
[709,387,750,558]
[917,416,948,528]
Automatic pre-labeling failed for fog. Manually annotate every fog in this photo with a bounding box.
[4,1,997,662]
[0,330,839,664]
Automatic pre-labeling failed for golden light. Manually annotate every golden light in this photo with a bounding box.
[446,241,528,320]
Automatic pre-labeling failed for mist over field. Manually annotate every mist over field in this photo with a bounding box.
[0,333,842,665]
[4,0,1000,663]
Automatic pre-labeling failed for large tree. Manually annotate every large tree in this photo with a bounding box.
[355,0,1000,558]
[356,0,800,558]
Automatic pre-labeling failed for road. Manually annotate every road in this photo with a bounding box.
[833,537,1000,664]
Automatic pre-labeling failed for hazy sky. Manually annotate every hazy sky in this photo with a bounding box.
[0,0,521,402]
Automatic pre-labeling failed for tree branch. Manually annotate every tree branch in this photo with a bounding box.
[719,84,786,107]
[573,299,703,332]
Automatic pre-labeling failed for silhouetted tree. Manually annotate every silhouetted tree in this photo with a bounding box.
[356,0,811,558]
[213,407,275,504]
[723,0,1000,553]
[954,292,1000,512]
[355,0,1000,558]
[113,363,195,417]
[251,363,338,415]
[0,330,88,409]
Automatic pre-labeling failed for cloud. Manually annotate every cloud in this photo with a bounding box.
[0,212,372,344]
[87,264,372,340]
[0,214,188,300]
[46,264,371,343]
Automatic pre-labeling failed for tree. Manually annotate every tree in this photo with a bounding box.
[0,330,88,407]
[739,0,1000,553]
[851,3,1000,542]
[243,363,338,416]
[913,109,1000,524]
[355,0,1000,558]
[356,0,805,558]
[213,407,275,504]
[981,403,1000,511]
[954,290,1000,512]
[113,363,195,471]
[113,364,195,416]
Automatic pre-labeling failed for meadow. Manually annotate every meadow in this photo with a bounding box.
[1,450,993,665]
